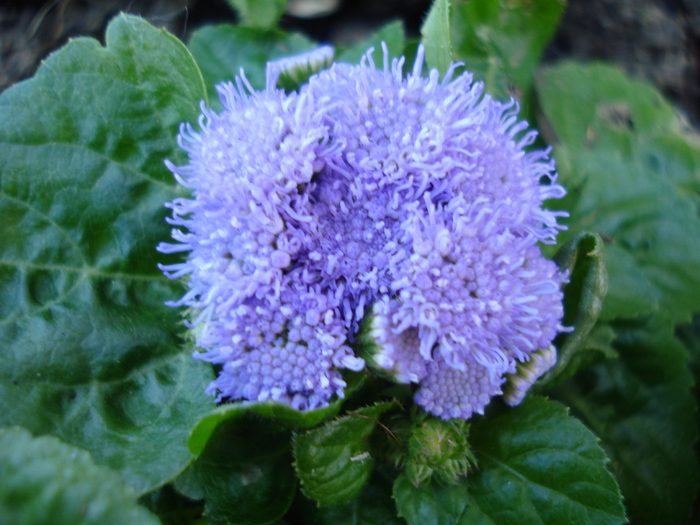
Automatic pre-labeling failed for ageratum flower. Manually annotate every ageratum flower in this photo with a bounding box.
[159,45,567,418]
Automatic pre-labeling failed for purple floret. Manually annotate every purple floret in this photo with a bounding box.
[371,194,564,418]
[195,272,362,410]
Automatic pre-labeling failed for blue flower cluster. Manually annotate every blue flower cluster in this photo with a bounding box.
[159,46,567,419]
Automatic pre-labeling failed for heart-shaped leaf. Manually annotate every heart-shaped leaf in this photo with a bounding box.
[0,14,213,494]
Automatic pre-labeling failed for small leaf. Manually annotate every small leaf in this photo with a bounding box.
[538,232,609,388]
[0,14,213,494]
[394,397,625,525]
[451,0,565,102]
[336,21,406,66]
[226,0,288,30]
[573,322,619,367]
[555,319,698,525]
[293,401,398,506]
[421,0,452,76]
[175,417,296,525]
[0,427,159,524]
[394,473,478,525]
[188,24,316,107]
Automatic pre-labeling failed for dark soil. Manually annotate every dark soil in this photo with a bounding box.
[2,0,698,123]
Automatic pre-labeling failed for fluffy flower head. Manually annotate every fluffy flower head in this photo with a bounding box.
[159,45,567,418]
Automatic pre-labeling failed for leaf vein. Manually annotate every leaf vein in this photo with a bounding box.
[477,449,616,517]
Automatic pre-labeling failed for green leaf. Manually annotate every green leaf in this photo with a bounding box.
[536,62,681,153]
[421,0,452,76]
[226,0,288,31]
[188,24,316,108]
[0,427,159,524]
[555,319,698,525]
[138,484,204,525]
[188,370,366,457]
[0,14,213,494]
[537,233,611,388]
[677,313,700,389]
[336,20,406,66]
[188,400,343,457]
[574,322,618,365]
[291,471,405,525]
[537,62,700,323]
[394,397,625,525]
[567,151,700,322]
[451,0,565,102]
[293,401,399,506]
[394,474,480,524]
[174,417,296,525]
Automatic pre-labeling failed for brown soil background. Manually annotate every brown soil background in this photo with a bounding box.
[2,0,699,124]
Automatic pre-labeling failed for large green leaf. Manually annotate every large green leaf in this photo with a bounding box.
[293,401,398,506]
[175,417,296,525]
[0,427,159,524]
[555,319,697,525]
[537,62,700,323]
[451,0,565,103]
[393,397,625,525]
[0,14,213,494]
[188,24,316,108]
